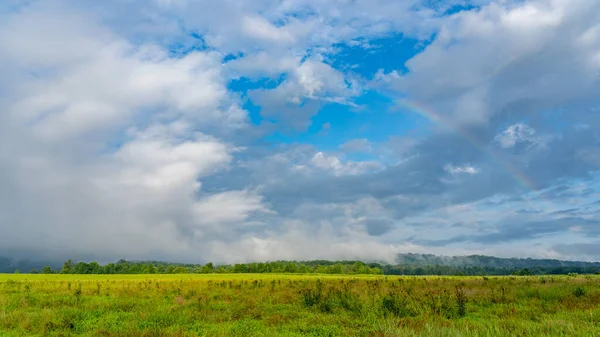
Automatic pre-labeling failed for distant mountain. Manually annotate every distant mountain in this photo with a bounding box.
[0,256,62,273]
[395,253,600,269]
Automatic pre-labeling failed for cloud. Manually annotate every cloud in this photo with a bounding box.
[192,190,271,230]
[241,16,296,43]
[1,0,600,264]
[577,147,600,167]
[553,242,600,260]
[444,164,480,175]
[494,123,537,149]
[248,57,361,129]
[109,125,231,190]
[379,0,600,125]
[154,0,448,52]
[310,152,381,176]
[340,138,373,153]
[0,1,265,263]
[202,227,403,264]
[422,218,592,246]
[3,12,238,141]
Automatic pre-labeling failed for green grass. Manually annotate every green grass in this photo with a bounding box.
[0,274,599,336]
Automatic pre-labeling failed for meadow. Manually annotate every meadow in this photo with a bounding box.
[0,273,599,336]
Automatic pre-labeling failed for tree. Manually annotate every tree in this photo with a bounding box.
[88,262,102,274]
[352,261,365,274]
[115,260,131,274]
[73,262,90,274]
[41,266,54,274]
[513,268,533,276]
[61,259,74,274]
[284,262,298,273]
[201,262,214,274]
[234,264,248,273]
[298,264,310,274]
[103,263,116,274]
[328,264,343,274]
[173,267,189,274]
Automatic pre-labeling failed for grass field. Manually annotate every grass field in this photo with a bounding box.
[0,274,599,336]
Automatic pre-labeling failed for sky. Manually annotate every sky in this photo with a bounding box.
[0,0,599,264]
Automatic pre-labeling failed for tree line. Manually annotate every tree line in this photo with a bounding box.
[36,259,384,275]
[4,254,600,275]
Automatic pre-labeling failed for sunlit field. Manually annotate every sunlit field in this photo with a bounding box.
[1,274,599,336]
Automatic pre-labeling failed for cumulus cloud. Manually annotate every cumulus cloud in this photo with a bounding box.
[1,0,600,264]
[241,16,296,43]
[494,123,537,149]
[310,152,381,176]
[248,57,361,129]
[0,1,263,262]
[379,0,600,125]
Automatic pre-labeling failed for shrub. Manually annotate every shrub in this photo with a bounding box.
[74,284,83,304]
[333,287,363,313]
[381,293,400,317]
[381,292,417,318]
[573,286,587,298]
[302,281,323,307]
[455,286,467,317]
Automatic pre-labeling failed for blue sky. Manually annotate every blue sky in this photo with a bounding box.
[229,35,431,160]
[0,0,599,263]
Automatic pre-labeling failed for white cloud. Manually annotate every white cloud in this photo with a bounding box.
[205,232,402,264]
[0,1,265,262]
[110,125,230,190]
[494,123,537,148]
[248,57,361,129]
[296,59,360,99]
[226,52,299,78]
[154,0,444,53]
[7,40,231,140]
[241,15,295,43]
[444,164,480,175]
[192,190,271,229]
[379,0,600,126]
[2,0,600,264]
[310,152,381,176]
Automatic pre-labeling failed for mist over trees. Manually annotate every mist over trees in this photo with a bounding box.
[2,253,600,275]
[382,254,600,275]
[394,254,600,269]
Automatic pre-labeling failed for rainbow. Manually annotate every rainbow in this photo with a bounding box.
[396,99,538,191]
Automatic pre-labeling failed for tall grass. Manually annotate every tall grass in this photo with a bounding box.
[0,274,598,336]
